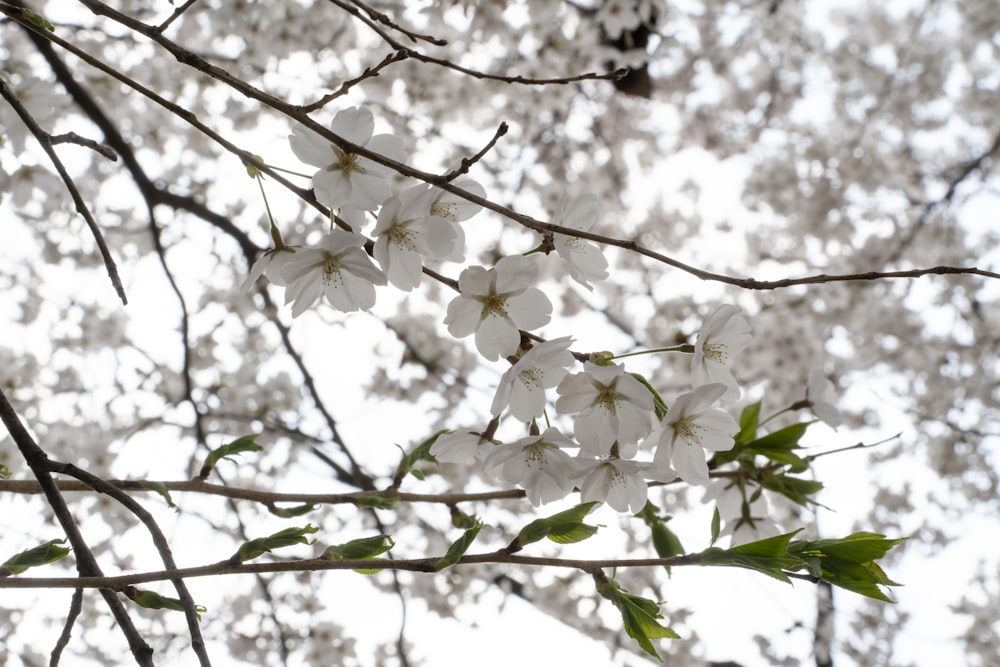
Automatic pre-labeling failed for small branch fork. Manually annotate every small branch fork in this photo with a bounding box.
[0,72,128,305]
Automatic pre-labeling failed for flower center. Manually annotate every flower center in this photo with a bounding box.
[482,293,508,318]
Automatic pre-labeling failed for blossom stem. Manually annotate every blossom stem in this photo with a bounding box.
[612,344,694,360]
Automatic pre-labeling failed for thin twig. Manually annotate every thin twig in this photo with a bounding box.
[50,587,83,667]
[154,0,199,33]
[299,50,408,113]
[343,0,447,45]
[49,131,117,160]
[0,73,127,305]
[443,122,509,182]
[327,0,623,85]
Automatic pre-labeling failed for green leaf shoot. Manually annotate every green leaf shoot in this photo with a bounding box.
[235,524,319,563]
[138,481,178,511]
[198,434,263,479]
[434,521,483,571]
[1,538,71,577]
[508,502,599,552]
[269,503,317,518]
[596,577,680,661]
[125,586,206,619]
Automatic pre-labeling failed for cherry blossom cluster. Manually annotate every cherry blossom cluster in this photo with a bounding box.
[435,305,754,515]
[245,105,756,516]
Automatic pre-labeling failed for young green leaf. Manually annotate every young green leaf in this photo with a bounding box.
[699,530,803,583]
[0,463,10,479]
[125,586,206,619]
[198,434,263,479]
[735,401,761,444]
[637,503,684,574]
[269,503,317,518]
[138,481,178,511]
[235,524,319,563]
[324,535,395,561]
[508,502,599,552]
[710,506,721,546]
[20,8,55,31]
[760,473,824,507]
[393,430,444,483]
[354,494,399,509]
[1,538,71,577]
[434,522,483,571]
[596,578,680,661]
[786,532,907,602]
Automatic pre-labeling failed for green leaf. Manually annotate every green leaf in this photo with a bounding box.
[710,506,721,545]
[760,473,824,507]
[699,530,803,583]
[235,524,319,563]
[637,503,684,574]
[786,532,907,602]
[199,434,262,479]
[597,578,680,661]
[736,401,761,444]
[394,431,444,482]
[509,502,599,552]
[741,422,811,471]
[324,535,395,561]
[1,538,71,577]
[269,503,317,518]
[355,494,399,509]
[138,481,177,511]
[434,522,483,571]
[0,463,10,479]
[630,373,669,421]
[20,8,54,32]
[126,587,206,619]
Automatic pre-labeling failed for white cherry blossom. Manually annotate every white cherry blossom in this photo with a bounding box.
[241,246,299,291]
[482,427,579,506]
[652,383,738,486]
[806,369,843,428]
[491,336,575,421]
[551,194,609,290]
[278,230,386,316]
[372,186,463,291]
[289,106,405,211]
[430,431,492,463]
[703,478,781,546]
[691,304,752,402]
[577,458,648,513]
[555,362,654,456]
[444,255,552,362]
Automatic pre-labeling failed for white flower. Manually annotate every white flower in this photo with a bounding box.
[278,230,386,316]
[652,383,737,486]
[430,180,486,223]
[555,362,654,456]
[241,246,299,291]
[691,304,752,402]
[552,194,609,290]
[289,106,405,211]
[444,255,552,362]
[703,478,781,546]
[597,0,644,39]
[430,431,491,463]
[577,458,648,513]
[372,186,463,291]
[483,427,579,506]
[807,369,843,428]
[491,337,575,421]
